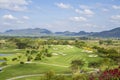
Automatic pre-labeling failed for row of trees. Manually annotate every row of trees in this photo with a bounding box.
[92,46,120,64]
[1,38,87,49]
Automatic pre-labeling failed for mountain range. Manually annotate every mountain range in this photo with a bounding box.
[0,27,120,38]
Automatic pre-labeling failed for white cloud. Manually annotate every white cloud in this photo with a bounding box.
[75,9,82,14]
[17,20,24,24]
[3,22,11,26]
[75,9,94,16]
[70,16,87,22]
[84,9,94,15]
[0,0,31,11]
[79,5,90,9]
[111,15,120,20]
[111,15,120,24]
[84,23,98,28]
[102,8,109,12]
[55,3,72,9]
[23,16,30,20]
[3,14,17,20]
[112,5,120,9]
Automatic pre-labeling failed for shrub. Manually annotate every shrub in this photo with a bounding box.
[12,58,17,61]
[44,70,55,80]
[46,53,52,57]
[20,61,24,64]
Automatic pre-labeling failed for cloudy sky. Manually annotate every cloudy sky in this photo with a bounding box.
[0,0,120,32]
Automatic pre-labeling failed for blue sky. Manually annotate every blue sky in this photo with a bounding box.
[0,0,120,32]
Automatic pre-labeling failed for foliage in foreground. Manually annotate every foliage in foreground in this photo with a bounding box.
[89,66,120,80]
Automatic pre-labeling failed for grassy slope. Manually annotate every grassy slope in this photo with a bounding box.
[41,45,102,66]
[0,63,69,80]
[0,45,103,80]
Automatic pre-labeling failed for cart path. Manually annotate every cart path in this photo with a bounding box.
[34,62,69,67]
[6,74,72,80]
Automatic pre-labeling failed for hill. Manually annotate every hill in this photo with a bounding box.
[0,27,120,38]
[91,27,120,38]
[1,28,52,36]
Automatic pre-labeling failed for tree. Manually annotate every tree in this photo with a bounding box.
[71,59,85,73]
[44,71,55,80]
[105,40,112,45]
[99,40,104,45]
[34,53,42,60]
[27,55,33,61]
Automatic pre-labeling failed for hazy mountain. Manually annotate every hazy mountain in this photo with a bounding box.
[0,27,120,38]
[55,31,76,36]
[55,31,92,36]
[2,28,52,36]
[91,27,120,38]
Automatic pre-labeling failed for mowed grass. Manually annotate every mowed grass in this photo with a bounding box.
[0,45,103,80]
[41,45,102,66]
[0,63,70,80]
[0,48,25,54]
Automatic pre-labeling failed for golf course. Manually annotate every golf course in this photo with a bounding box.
[0,38,120,80]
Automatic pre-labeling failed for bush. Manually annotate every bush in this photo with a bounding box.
[12,58,17,61]
[46,53,52,57]
[20,61,24,64]
[71,59,85,73]
[44,70,55,80]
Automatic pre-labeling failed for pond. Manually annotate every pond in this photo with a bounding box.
[0,53,12,56]
[0,60,6,62]
[0,53,12,62]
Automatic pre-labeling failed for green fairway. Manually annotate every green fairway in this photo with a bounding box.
[0,63,70,80]
[0,49,25,54]
[41,45,102,66]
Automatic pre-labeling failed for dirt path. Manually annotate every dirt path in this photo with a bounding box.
[6,74,43,80]
[6,74,72,80]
